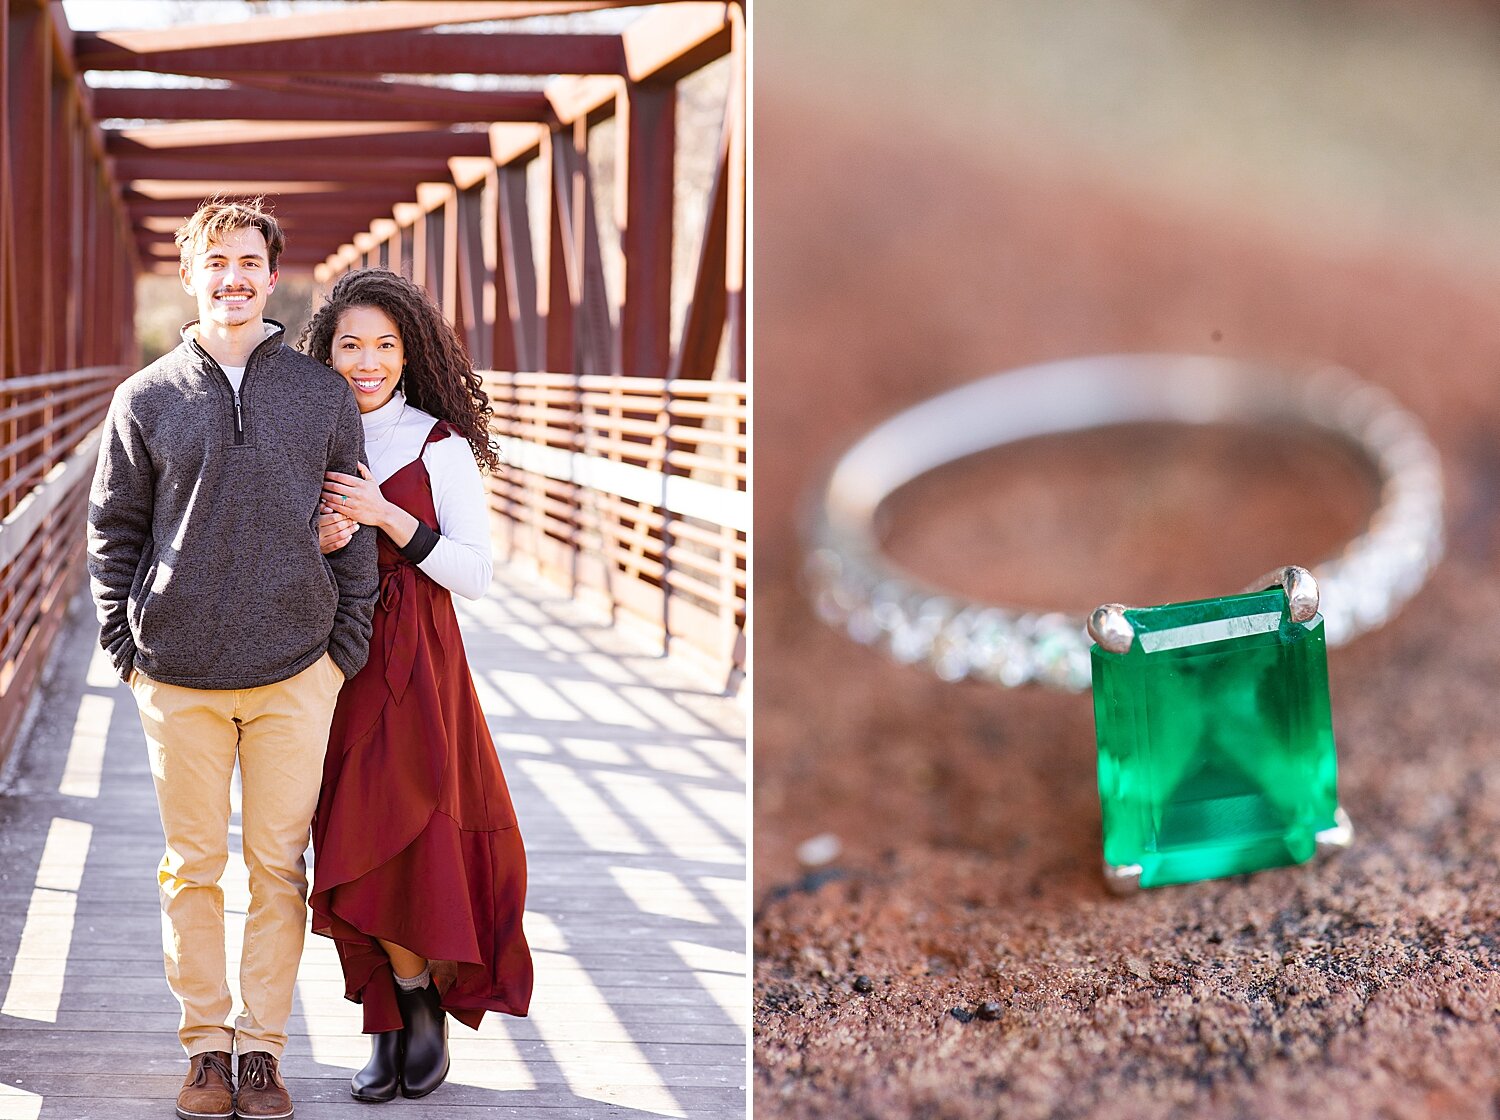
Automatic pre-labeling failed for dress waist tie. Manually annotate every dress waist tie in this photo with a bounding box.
[378,562,419,705]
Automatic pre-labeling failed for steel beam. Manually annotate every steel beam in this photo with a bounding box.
[369,217,399,273]
[78,30,627,77]
[126,191,415,217]
[93,86,550,123]
[671,102,730,379]
[79,3,625,53]
[110,119,447,149]
[548,75,623,127]
[109,128,491,161]
[115,155,458,184]
[622,1,732,84]
[410,200,432,295]
[497,163,538,371]
[724,3,745,382]
[394,203,421,280]
[490,122,547,167]
[438,187,464,337]
[671,5,743,380]
[54,76,78,371]
[136,234,385,259]
[86,164,104,365]
[538,135,573,374]
[9,2,52,377]
[0,1,11,381]
[202,74,558,121]
[425,202,446,303]
[137,217,390,239]
[561,119,614,376]
[476,169,507,371]
[455,182,487,363]
[618,82,674,377]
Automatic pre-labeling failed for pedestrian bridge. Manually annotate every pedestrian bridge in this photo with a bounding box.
[0,0,747,772]
[0,3,746,1116]
[0,568,745,1118]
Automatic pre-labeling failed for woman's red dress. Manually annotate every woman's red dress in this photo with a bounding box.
[310,423,533,1033]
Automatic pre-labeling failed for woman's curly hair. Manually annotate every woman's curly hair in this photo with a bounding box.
[299,268,499,473]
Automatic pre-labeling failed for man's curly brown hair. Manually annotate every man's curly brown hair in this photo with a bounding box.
[299,268,499,473]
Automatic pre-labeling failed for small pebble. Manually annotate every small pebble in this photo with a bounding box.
[797,832,842,867]
[976,1001,1003,1021]
[852,974,873,993]
[949,1007,974,1023]
[1124,956,1151,981]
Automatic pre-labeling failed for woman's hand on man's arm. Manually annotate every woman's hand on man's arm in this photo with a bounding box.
[318,507,358,554]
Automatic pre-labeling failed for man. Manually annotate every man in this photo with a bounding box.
[87,198,377,1120]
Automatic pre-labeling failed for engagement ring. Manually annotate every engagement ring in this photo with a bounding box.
[806,355,1443,892]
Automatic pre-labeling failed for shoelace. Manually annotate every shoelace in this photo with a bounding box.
[239,1052,278,1091]
[192,1052,233,1088]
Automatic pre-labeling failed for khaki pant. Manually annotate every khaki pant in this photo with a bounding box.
[131,653,344,1058]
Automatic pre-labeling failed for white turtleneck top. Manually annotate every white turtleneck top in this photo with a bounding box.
[360,391,493,601]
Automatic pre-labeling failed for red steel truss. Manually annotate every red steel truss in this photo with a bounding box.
[0,0,747,771]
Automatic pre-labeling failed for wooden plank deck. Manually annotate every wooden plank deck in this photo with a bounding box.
[0,566,746,1119]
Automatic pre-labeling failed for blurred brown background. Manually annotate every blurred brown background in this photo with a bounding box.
[754,2,1500,1117]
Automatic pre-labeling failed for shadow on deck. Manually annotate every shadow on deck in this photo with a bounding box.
[0,565,747,1119]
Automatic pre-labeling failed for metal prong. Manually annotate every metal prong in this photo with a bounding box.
[1315,807,1353,855]
[1279,565,1319,623]
[1244,565,1319,623]
[1103,860,1142,895]
[1087,604,1134,654]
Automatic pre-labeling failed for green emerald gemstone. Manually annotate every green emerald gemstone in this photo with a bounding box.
[1090,587,1341,889]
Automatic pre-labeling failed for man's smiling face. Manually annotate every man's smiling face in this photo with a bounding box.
[180,225,278,329]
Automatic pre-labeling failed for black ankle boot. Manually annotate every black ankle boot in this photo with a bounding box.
[395,982,449,1098]
[350,1028,403,1102]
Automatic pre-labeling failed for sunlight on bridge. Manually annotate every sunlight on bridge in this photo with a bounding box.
[561,735,633,765]
[487,669,587,723]
[519,757,652,855]
[529,948,687,1118]
[611,866,719,925]
[0,1082,41,1120]
[58,695,111,800]
[671,941,749,1031]
[1,818,92,1024]
[0,566,745,1117]
[596,770,742,864]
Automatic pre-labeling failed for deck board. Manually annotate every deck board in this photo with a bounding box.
[0,567,746,1119]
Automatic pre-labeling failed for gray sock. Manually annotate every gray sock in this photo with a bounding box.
[393,967,430,992]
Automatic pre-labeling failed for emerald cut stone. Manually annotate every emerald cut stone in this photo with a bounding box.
[1090,588,1341,889]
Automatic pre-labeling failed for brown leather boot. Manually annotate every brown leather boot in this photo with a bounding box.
[234,1051,293,1119]
[176,1051,234,1120]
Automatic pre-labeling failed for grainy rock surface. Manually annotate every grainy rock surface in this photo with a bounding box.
[753,45,1500,1120]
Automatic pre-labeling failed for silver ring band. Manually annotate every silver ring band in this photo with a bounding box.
[806,354,1444,692]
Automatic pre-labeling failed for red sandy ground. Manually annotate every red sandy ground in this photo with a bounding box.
[753,92,1500,1119]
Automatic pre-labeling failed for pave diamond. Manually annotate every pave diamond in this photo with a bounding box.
[1090,587,1342,889]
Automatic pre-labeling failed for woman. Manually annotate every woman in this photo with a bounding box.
[301,268,532,1102]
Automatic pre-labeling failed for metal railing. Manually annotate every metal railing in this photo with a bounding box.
[0,369,124,767]
[484,371,747,681]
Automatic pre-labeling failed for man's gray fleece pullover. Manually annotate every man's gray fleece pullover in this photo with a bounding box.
[86,321,378,689]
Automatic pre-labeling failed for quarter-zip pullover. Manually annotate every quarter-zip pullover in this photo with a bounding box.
[87,319,379,688]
